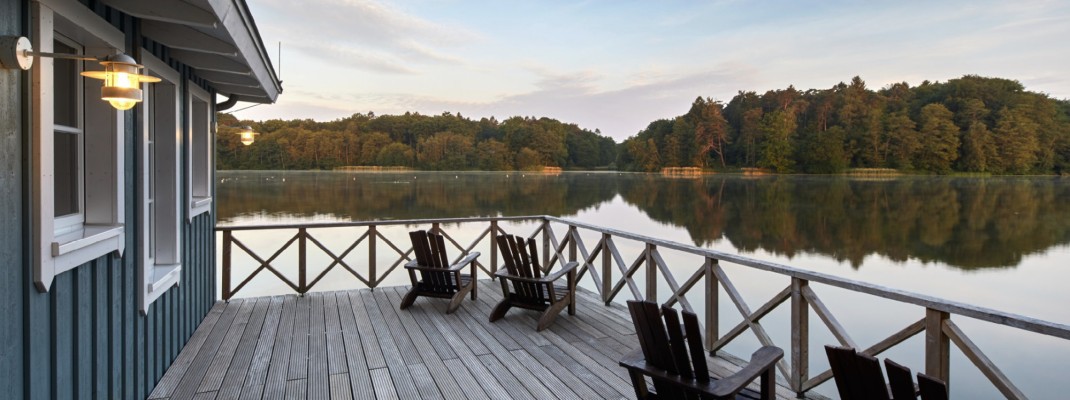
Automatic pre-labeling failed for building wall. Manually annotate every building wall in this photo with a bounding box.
[0,1,218,399]
[1,0,27,399]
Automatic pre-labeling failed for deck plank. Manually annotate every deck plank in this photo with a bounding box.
[153,282,813,400]
[307,294,330,400]
[261,296,297,400]
[335,292,374,399]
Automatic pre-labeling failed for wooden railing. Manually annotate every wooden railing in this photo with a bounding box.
[217,215,1070,399]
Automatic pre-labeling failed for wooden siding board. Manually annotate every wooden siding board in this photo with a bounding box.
[75,263,92,399]
[0,0,23,395]
[52,272,73,400]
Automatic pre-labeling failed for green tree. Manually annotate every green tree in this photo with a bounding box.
[915,104,960,173]
[475,139,513,170]
[992,106,1040,174]
[758,110,796,172]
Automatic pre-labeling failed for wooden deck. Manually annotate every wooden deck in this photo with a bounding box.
[149,281,803,400]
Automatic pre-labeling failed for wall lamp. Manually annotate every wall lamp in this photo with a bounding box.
[238,126,258,146]
[1,35,160,110]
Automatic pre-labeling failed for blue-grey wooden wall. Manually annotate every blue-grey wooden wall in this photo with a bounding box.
[0,1,219,399]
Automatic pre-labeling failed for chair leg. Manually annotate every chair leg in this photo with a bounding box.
[537,298,570,331]
[627,369,651,400]
[567,270,576,315]
[489,299,511,322]
[760,365,776,400]
[446,284,472,314]
[399,287,419,310]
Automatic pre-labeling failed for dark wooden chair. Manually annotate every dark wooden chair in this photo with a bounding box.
[917,373,949,400]
[399,230,480,314]
[489,233,579,331]
[824,345,891,400]
[620,300,783,400]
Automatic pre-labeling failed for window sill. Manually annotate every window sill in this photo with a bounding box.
[51,224,124,273]
[189,196,212,219]
[149,263,182,292]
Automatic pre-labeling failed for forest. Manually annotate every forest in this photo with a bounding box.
[219,75,1070,174]
[217,112,617,170]
[617,75,1070,174]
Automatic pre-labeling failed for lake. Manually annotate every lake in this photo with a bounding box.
[217,170,1070,398]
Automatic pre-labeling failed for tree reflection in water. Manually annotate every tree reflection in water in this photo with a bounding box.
[218,171,1070,270]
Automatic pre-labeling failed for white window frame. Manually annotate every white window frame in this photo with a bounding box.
[32,0,126,292]
[139,53,183,313]
[187,82,213,218]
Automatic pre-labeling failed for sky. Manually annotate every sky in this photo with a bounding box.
[235,0,1070,141]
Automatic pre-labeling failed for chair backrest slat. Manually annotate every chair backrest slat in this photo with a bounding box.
[884,358,917,400]
[825,345,861,400]
[854,352,891,400]
[681,308,710,382]
[660,305,694,379]
[917,373,948,400]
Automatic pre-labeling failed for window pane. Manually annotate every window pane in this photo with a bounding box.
[53,40,79,128]
[54,131,79,216]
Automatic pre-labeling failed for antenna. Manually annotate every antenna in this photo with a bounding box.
[277,41,282,79]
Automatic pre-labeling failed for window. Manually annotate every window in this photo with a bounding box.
[188,82,212,218]
[32,1,126,292]
[139,54,183,313]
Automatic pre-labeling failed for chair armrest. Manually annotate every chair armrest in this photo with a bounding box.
[494,261,578,283]
[618,346,783,398]
[403,252,481,273]
[707,346,783,397]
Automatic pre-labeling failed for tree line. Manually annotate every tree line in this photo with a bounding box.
[217,112,617,170]
[617,75,1070,174]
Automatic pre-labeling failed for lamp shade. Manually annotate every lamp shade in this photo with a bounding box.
[238,126,258,146]
[81,54,161,110]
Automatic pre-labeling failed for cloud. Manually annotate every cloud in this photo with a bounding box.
[256,0,476,73]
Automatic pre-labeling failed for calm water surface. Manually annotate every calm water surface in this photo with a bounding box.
[218,170,1070,398]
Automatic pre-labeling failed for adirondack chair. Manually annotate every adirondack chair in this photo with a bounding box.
[489,233,579,331]
[399,230,480,314]
[620,300,783,400]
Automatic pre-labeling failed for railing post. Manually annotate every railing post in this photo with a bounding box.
[298,228,307,295]
[490,219,498,275]
[567,225,577,264]
[541,219,550,267]
[791,277,809,394]
[926,308,951,385]
[602,233,612,304]
[705,257,718,352]
[645,243,656,301]
[222,229,232,301]
[369,225,377,290]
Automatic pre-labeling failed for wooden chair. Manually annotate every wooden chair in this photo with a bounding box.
[917,373,949,400]
[620,300,783,400]
[399,230,480,314]
[824,345,891,400]
[489,233,579,331]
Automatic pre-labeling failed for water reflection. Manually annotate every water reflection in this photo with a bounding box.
[218,171,1070,270]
